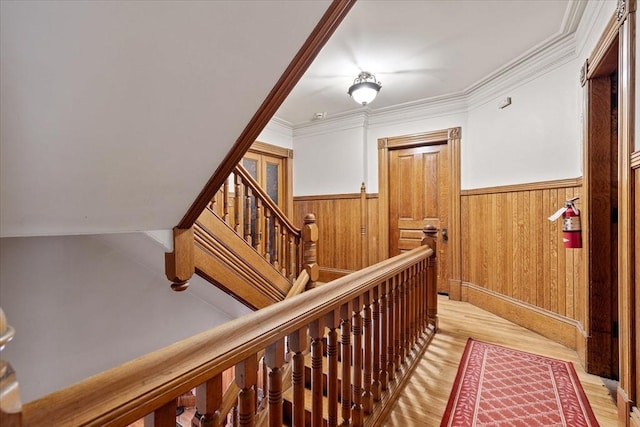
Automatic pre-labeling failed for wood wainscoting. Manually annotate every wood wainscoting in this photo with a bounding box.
[460,178,584,349]
[293,186,379,280]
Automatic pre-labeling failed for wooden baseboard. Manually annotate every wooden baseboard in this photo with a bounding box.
[461,282,580,350]
[448,279,462,300]
[618,387,635,426]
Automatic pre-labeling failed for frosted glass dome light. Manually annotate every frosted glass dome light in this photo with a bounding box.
[348,72,381,106]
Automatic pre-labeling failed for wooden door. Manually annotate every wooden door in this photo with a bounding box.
[242,151,286,211]
[389,143,449,293]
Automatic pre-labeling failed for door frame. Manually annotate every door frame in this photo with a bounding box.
[377,127,462,299]
[246,140,294,217]
[581,0,636,421]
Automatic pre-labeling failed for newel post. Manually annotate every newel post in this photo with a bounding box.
[0,308,22,427]
[165,227,195,291]
[302,213,319,290]
[422,225,438,331]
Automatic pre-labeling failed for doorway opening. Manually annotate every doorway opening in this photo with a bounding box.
[584,35,619,380]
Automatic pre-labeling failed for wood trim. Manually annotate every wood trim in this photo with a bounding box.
[631,151,640,169]
[587,11,621,80]
[294,192,378,202]
[178,0,356,229]
[248,140,294,216]
[248,141,292,159]
[319,267,354,282]
[378,127,462,297]
[461,282,580,349]
[21,244,433,426]
[460,177,583,196]
[618,9,636,424]
[234,164,300,235]
[294,193,363,201]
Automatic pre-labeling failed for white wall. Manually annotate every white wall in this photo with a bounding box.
[0,233,250,402]
[258,119,294,150]
[463,60,581,189]
[293,123,366,195]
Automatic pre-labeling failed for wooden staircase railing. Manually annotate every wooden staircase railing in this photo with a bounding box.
[5,229,438,427]
[166,164,319,308]
[209,164,304,283]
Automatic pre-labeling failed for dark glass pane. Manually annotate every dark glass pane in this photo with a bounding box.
[243,158,258,180]
[266,162,279,205]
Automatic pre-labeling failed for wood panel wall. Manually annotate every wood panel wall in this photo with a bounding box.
[293,187,379,278]
[460,179,584,348]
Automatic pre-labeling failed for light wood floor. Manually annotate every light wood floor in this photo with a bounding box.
[383,295,619,426]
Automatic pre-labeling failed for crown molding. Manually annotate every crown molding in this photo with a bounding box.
[292,110,369,137]
[262,116,294,138]
[466,33,577,108]
[275,1,589,133]
[561,0,589,34]
[367,92,467,128]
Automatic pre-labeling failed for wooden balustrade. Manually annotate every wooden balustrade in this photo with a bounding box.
[11,234,436,427]
[208,165,305,282]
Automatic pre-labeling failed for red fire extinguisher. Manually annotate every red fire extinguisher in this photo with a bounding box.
[548,197,582,249]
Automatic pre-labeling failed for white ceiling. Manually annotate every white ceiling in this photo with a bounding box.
[0,1,331,237]
[276,0,576,126]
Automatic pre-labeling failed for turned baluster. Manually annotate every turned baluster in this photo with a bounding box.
[351,297,363,427]
[234,174,242,234]
[265,210,272,263]
[192,374,223,427]
[325,311,340,427]
[408,266,417,349]
[289,328,307,427]
[303,213,319,290]
[309,318,325,427]
[340,303,352,426]
[272,223,280,271]
[280,224,289,277]
[230,406,239,427]
[209,193,217,212]
[288,234,296,281]
[254,199,262,252]
[422,258,430,331]
[394,274,403,370]
[244,188,252,245]
[362,291,373,413]
[423,225,438,330]
[144,399,176,427]
[235,355,257,427]
[399,271,408,364]
[265,340,284,427]
[223,179,230,224]
[418,263,424,338]
[372,285,383,399]
[385,278,395,382]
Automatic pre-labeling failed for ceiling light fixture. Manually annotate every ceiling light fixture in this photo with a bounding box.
[348,71,381,106]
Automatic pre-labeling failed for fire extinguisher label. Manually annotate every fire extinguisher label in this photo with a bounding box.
[563,216,581,231]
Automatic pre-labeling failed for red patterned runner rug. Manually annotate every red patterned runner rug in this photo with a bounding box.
[441,339,600,426]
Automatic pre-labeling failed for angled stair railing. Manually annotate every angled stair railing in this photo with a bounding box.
[210,164,303,282]
[166,163,319,309]
[4,229,438,427]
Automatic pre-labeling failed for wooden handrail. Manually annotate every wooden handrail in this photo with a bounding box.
[18,243,435,427]
[178,0,356,229]
[234,164,300,236]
